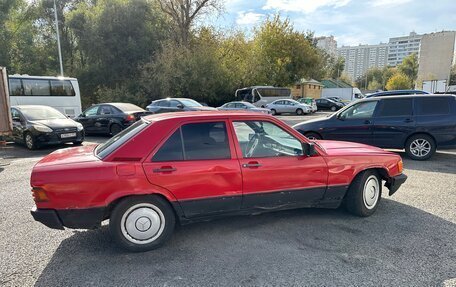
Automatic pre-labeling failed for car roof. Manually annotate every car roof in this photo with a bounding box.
[12,105,55,109]
[360,94,455,101]
[143,111,272,122]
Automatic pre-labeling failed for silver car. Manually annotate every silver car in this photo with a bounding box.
[266,99,312,115]
[218,101,271,114]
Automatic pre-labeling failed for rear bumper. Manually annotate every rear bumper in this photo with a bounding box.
[31,206,105,230]
[385,173,407,196]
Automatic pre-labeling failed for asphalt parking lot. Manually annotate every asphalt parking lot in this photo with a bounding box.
[0,113,455,286]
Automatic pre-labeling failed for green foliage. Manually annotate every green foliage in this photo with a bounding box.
[356,66,397,90]
[386,73,412,90]
[398,53,418,84]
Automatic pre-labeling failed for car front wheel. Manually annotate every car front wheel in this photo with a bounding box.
[345,170,381,217]
[330,106,337,111]
[24,133,36,150]
[271,109,277,115]
[296,108,304,115]
[405,134,436,160]
[110,195,175,252]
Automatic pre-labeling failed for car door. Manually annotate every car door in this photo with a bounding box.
[282,100,294,113]
[322,101,378,145]
[273,101,285,113]
[10,108,26,142]
[96,105,115,133]
[143,120,242,218]
[231,120,328,209]
[372,98,415,148]
[78,106,99,133]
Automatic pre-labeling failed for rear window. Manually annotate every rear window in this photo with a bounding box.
[377,99,413,117]
[415,97,451,116]
[112,103,144,112]
[96,120,149,158]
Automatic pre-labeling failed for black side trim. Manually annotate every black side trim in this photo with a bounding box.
[178,196,242,218]
[242,187,326,209]
[322,185,349,201]
[385,173,407,196]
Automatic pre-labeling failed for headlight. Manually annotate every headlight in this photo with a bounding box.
[76,123,84,131]
[33,125,53,133]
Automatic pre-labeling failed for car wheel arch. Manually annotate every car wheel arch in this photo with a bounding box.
[106,193,182,222]
[343,167,391,199]
[303,131,323,140]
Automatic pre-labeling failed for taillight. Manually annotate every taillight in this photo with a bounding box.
[32,187,49,202]
[125,114,135,121]
[397,160,403,173]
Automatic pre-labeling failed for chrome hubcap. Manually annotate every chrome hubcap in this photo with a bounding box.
[363,175,379,209]
[120,203,165,244]
[25,135,33,149]
[410,139,431,157]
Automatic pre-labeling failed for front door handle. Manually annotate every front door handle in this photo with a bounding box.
[242,162,262,168]
[153,167,176,173]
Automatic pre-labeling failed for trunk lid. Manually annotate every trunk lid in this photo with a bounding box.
[35,144,99,168]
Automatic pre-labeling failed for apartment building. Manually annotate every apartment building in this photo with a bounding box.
[315,36,337,57]
[387,32,423,66]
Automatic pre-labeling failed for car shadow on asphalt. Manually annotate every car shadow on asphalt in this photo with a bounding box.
[396,151,456,175]
[34,199,456,286]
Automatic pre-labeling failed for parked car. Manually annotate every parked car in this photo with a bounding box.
[146,98,216,113]
[75,103,150,136]
[30,111,407,251]
[315,98,345,111]
[218,101,271,114]
[297,98,318,113]
[10,105,84,150]
[266,99,312,115]
[293,94,456,160]
[365,90,428,98]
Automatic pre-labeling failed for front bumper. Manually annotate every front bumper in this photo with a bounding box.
[385,173,407,196]
[31,206,105,230]
[35,130,85,146]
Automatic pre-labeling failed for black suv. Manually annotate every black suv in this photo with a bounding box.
[293,95,456,160]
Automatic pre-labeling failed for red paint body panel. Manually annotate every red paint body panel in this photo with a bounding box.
[30,111,404,216]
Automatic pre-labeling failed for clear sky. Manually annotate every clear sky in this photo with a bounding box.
[206,0,456,46]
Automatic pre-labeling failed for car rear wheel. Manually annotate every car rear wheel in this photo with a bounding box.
[305,132,322,140]
[405,134,436,161]
[296,108,304,115]
[24,133,36,150]
[330,106,337,111]
[110,124,122,136]
[110,195,175,252]
[271,109,277,115]
[345,170,381,217]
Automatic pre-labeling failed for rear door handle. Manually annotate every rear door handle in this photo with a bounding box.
[153,167,176,173]
[242,162,262,168]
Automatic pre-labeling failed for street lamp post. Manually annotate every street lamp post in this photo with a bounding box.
[53,0,64,77]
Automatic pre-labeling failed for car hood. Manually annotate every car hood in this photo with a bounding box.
[34,145,99,168]
[293,116,331,129]
[30,118,78,129]
[315,140,391,156]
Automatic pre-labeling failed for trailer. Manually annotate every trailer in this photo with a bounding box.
[0,67,12,138]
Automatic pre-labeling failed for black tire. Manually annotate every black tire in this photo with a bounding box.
[330,106,337,111]
[73,141,83,146]
[24,132,37,150]
[304,132,322,140]
[109,195,176,252]
[296,109,304,115]
[110,124,122,136]
[344,170,382,217]
[271,109,277,115]
[405,134,436,161]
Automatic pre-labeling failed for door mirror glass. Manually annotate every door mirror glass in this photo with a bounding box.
[12,117,21,122]
[302,142,316,157]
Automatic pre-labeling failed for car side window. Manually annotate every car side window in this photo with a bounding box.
[169,100,180,108]
[158,101,170,107]
[233,121,303,158]
[377,99,412,117]
[275,101,283,105]
[339,101,378,120]
[152,122,230,162]
[98,105,113,115]
[84,106,99,116]
[415,97,450,115]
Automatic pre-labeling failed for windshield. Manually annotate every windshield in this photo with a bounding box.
[95,120,149,158]
[180,99,202,107]
[21,106,67,120]
[242,102,256,108]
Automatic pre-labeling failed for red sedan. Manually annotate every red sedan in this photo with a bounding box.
[30,111,407,251]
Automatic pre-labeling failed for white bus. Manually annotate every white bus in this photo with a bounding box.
[235,86,292,108]
[8,75,82,118]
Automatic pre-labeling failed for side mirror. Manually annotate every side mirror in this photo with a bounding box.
[12,117,21,122]
[177,104,184,109]
[79,114,85,118]
[302,142,316,157]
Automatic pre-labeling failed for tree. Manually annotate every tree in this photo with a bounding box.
[156,0,221,45]
[386,73,412,90]
[398,53,418,85]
